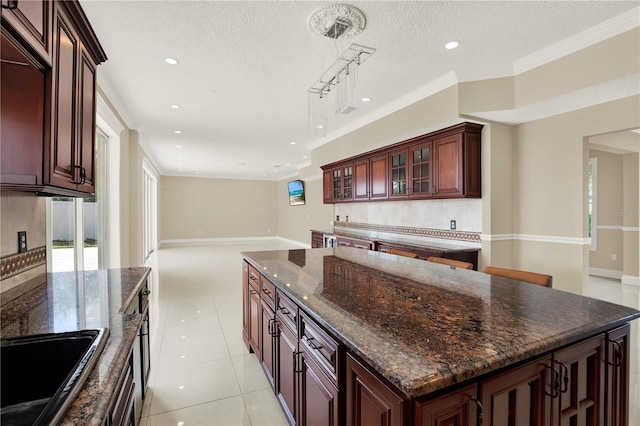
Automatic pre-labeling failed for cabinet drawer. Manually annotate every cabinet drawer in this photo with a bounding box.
[300,311,340,384]
[260,276,276,310]
[276,290,297,334]
[248,265,260,291]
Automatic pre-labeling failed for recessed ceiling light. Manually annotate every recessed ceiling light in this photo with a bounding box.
[174,130,182,134]
[361,97,371,102]
[164,57,179,65]
[176,145,182,149]
[445,40,461,50]
[170,104,180,109]
[290,141,296,145]
[303,156,308,159]
[316,125,323,129]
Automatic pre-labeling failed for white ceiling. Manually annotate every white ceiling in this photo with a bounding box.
[79,1,639,180]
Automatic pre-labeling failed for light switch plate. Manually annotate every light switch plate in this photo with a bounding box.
[450,220,456,230]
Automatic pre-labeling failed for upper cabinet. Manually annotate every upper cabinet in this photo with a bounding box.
[321,122,483,204]
[1,0,52,64]
[1,0,107,197]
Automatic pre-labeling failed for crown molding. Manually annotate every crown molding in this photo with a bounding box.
[513,7,640,75]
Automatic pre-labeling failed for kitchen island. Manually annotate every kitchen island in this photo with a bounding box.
[0,267,150,425]
[242,247,639,425]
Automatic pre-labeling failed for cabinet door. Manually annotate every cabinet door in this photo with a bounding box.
[248,281,260,355]
[1,0,51,63]
[354,159,370,200]
[480,356,550,426]
[605,325,630,426]
[433,134,463,198]
[551,334,605,426]
[0,34,45,189]
[48,6,79,190]
[408,140,433,199]
[261,300,275,389]
[323,170,333,203]
[369,154,388,200]
[341,164,354,202]
[76,49,97,193]
[389,148,408,198]
[346,353,407,426]
[277,321,297,425]
[414,384,478,426]
[300,352,339,426]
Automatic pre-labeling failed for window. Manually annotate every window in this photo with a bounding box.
[47,130,108,271]
[588,157,597,251]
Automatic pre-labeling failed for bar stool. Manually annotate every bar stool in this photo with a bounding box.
[427,257,474,270]
[482,266,552,287]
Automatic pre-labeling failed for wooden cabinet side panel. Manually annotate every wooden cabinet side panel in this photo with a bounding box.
[261,301,275,389]
[277,322,297,425]
[248,284,261,356]
[323,170,333,203]
[463,132,481,198]
[242,261,250,349]
[346,353,407,426]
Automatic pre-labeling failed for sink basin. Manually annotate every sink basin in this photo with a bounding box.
[1,328,109,425]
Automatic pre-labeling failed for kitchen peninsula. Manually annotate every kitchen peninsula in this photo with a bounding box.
[0,268,150,425]
[242,248,639,425]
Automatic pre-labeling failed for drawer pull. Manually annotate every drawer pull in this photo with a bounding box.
[249,289,258,295]
[2,1,18,10]
[607,340,623,367]
[141,289,151,296]
[470,397,483,425]
[306,337,323,351]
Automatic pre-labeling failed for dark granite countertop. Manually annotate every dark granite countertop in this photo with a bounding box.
[242,248,639,398]
[313,228,479,253]
[0,267,150,425]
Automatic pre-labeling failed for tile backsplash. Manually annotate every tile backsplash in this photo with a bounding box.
[1,192,47,292]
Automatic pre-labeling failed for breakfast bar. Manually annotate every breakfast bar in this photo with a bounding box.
[242,247,640,425]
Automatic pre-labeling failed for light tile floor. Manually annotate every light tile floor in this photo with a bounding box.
[140,242,640,425]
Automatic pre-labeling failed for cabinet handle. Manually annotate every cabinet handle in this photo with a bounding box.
[141,289,151,296]
[2,0,18,10]
[279,307,289,315]
[555,361,569,394]
[294,351,304,373]
[72,165,84,184]
[607,340,623,367]
[262,288,271,296]
[80,167,87,185]
[432,185,437,194]
[469,397,483,425]
[249,289,258,295]
[544,364,560,398]
[306,337,322,351]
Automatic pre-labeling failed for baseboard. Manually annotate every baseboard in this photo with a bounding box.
[622,275,640,286]
[588,267,623,280]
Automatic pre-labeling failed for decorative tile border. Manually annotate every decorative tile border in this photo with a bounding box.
[335,222,481,242]
[1,247,47,280]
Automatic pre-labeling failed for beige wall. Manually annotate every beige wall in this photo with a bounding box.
[160,176,278,241]
[623,153,639,282]
[276,177,334,245]
[0,192,47,291]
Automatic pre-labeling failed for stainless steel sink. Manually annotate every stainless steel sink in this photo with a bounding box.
[1,328,109,425]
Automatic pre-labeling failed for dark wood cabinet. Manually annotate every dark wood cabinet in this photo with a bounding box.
[261,298,276,389]
[0,0,51,63]
[415,384,478,426]
[605,325,629,426]
[311,231,324,248]
[551,334,605,426]
[324,163,354,203]
[277,314,298,425]
[480,357,550,426]
[321,122,483,204]
[248,268,261,355]
[300,350,339,426]
[336,236,373,250]
[346,353,407,426]
[1,0,106,197]
[106,347,136,426]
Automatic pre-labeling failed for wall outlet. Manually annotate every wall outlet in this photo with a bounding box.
[346,215,349,222]
[611,254,617,261]
[450,220,456,230]
[18,231,27,253]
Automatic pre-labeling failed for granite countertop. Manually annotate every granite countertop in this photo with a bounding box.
[313,228,479,253]
[0,267,150,425]
[242,248,640,398]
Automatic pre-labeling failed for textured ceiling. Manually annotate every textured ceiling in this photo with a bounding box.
[79,1,639,180]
